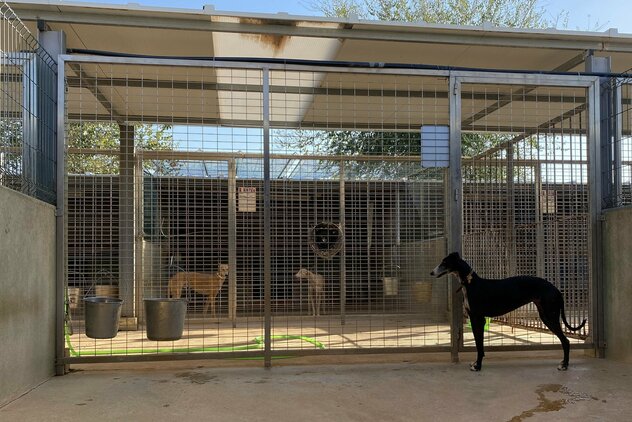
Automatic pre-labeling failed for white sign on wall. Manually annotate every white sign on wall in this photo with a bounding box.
[238,186,257,212]
[421,125,450,168]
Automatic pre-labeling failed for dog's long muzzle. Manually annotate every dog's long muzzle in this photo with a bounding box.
[430,264,448,278]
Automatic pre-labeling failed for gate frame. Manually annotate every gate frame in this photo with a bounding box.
[55,54,602,368]
[450,73,602,360]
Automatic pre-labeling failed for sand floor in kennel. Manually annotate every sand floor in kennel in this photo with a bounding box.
[65,315,586,357]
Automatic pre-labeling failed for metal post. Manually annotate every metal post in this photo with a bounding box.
[228,159,237,327]
[506,146,515,275]
[55,56,66,375]
[133,156,144,325]
[534,165,545,278]
[448,75,463,362]
[367,199,373,314]
[119,124,137,325]
[39,31,65,203]
[339,162,346,325]
[262,68,272,368]
[613,82,623,206]
[586,57,608,357]
[588,78,605,357]
[39,31,66,61]
[21,54,37,198]
[586,56,613,207]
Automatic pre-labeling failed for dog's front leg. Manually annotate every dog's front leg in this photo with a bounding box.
[469,314,486,371]
[203,296,212,317]
[210,295,217,319]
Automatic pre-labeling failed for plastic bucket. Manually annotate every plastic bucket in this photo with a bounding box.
[144,298,187,341]
[84,296,123,339]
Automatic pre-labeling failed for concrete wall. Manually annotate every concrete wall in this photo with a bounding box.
[0,186,56,407]
[602,205,632,363]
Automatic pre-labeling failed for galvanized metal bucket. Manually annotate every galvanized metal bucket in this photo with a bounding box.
[144,298,187,341]
[84,296,123,339]
[94,285,118,298]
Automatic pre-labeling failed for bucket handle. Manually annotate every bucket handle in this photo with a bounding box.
[85,269,116,297]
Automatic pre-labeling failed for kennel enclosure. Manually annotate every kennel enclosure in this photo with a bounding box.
[57,55,600,367]
[6,1,630,370]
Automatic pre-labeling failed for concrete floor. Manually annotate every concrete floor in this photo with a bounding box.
[2,351,632,422]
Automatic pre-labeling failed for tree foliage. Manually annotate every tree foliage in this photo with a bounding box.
[66,122,177,175]
[300,0,563,177]
[311,0,565,28]
[0,119,22,185]
[2,121,178,182]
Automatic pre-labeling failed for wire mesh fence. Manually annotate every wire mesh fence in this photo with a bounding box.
[599,77,632,209]
[606,81,632,208]
[622,83,632,206]
[63,62,454,358]
[461,82,590,347]
[0,1,57,203]
[62,58,594,362]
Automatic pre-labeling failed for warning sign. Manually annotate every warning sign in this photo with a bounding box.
[238,186,257,212]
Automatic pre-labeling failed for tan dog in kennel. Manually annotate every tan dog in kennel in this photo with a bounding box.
[294,268,325,316]
[168,264,229,317]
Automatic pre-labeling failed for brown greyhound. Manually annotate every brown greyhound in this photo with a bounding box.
[168,264,229,317]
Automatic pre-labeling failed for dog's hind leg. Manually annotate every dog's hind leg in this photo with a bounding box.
[545,319,571,371]
[536,303,571,370]
[469,314,486,371]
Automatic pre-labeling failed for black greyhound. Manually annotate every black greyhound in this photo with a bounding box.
[431,252,586,371]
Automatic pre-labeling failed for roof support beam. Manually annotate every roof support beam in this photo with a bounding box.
[471,103,587,159]
[66,111,594,134]
[13,9,630,52]
[462,51,590,128]
[466,52,592,159]
[64,75,588,103]
[553,51,591,72]
[68,63,123,122]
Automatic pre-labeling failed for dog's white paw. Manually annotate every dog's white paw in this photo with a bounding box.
[470,362,481,372]
[557,362,568,371]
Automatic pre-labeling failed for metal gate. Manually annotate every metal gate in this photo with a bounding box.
[454,74,598,354]
[59,56,599,366]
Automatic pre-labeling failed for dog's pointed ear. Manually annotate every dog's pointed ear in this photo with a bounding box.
[449,252,460,259]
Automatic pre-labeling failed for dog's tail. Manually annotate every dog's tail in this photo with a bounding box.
[560,300,587,331]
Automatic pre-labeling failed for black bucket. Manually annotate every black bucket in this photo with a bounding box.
[144,298,187,341]
[84,296,123,339]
